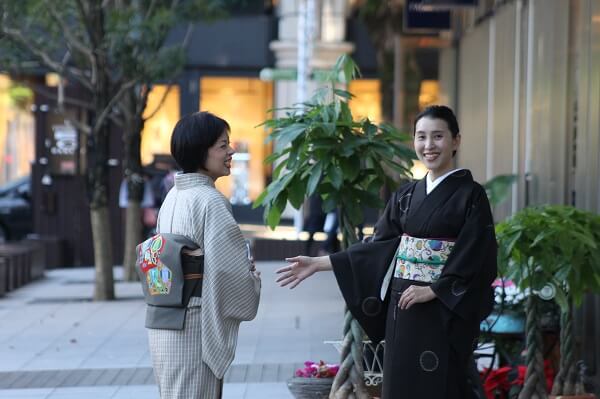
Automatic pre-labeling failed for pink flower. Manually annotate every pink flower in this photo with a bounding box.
[492,278,515,288]
[295,361,339,378]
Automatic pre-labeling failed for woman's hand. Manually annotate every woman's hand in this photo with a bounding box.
[398,285,436,310]
[275,255,331,289]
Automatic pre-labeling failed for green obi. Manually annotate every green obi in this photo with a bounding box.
[393,234,456,283]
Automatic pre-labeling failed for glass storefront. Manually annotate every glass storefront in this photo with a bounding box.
[138,77,383,203]
[140,85,181,166]
[348,79,381,122]
[199,77,273,203]
[0,74,35,185]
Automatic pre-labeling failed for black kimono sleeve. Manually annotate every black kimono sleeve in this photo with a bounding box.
[430,184,498,323]
[329,187,411,343]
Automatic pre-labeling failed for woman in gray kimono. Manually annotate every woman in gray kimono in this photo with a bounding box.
[149,111,261,399]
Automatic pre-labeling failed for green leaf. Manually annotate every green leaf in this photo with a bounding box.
[253,190,268,209]
[334,88,354,100]
[483,174,518,207]
[553,284,569,312]
[287,176,305,209]
[276,123,307,148]
[266,205,282,230]
[339,156,360,182]
[339,101,353,125]
[327,164,343,189]
[306,162,323,196]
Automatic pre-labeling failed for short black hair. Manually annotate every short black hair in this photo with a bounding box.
[413,105,460,138]
[170,112,230,173]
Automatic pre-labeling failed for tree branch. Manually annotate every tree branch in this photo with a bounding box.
[1,26,94,91]
[28,82,94,111]
[146,0,158,19]
[93,78,138,134]
[42,0,94,63]
[143,84,173,121]
[64,116,92,135]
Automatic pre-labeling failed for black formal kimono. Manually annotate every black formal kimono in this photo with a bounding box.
[330,169,497,399]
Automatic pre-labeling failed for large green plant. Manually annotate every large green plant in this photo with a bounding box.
[254,55,415,398]
[255,55,415,243]
[496,205,600,398]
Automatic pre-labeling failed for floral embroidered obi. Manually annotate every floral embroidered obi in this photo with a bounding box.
[393,234,456,283]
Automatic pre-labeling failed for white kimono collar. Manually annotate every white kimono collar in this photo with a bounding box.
[426,168,465,195]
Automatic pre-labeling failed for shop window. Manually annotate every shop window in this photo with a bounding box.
[199,77,273,203]
[0,75,35,184]
[140,85,180,166]
[418,80,440,110]
[348,79,382,123]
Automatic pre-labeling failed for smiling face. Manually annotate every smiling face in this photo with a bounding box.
[414,117,461,180]
[199,130,234,181]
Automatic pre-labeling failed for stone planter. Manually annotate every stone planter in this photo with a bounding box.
[286,377,333,399]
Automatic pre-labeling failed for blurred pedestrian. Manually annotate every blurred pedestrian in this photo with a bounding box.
[147,112,261,399]
[303,193,326,256]
[119,174,157,238]
[276,105,496,398]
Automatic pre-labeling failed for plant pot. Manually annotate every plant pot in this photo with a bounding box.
[549,394,596,399]
[286,377,334,399]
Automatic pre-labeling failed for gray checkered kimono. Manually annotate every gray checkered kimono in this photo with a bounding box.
[148,172,261,399]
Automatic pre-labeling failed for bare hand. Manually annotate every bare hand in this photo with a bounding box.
[275,256,319,289]
[250,257,256,272]
[398,285,436,310]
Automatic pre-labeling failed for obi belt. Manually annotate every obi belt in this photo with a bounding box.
[394,234,456,283]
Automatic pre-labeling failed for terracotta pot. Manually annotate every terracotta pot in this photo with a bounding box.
[549,394,596,399]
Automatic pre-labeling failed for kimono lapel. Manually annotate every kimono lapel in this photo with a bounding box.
[406,170,473,232]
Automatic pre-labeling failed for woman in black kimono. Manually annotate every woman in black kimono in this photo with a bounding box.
[276,105,497,398]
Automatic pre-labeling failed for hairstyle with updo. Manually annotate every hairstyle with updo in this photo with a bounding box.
[413,105,460,138]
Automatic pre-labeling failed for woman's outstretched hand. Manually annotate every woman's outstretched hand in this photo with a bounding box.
[275,255,332,289]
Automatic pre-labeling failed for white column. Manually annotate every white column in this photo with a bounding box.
[270,0,355,231]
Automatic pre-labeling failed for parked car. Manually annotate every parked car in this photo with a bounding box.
[0,176,32,242]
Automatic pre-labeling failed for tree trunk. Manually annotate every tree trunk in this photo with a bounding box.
[121,88,146,281]
[88,3,115,300]
[330,209,368,399]
[519,295,548,399]
[91,206,115,300]
[551,302,575,396]
[123,199,143,281]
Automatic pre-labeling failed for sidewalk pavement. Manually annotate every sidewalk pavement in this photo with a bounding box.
[0,262,345,399]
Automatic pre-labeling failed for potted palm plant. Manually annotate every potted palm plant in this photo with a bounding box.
[254,54,415,398]
[496,205,600,399]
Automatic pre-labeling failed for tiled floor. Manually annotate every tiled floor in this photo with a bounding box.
[0,263,345,398]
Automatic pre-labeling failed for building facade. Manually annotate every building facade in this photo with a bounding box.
[437,0,600,389]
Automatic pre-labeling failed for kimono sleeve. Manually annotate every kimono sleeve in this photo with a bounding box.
[329,189,408,343]
[202,193,261,322]
[430,185,497,322]
[200,191,261,378]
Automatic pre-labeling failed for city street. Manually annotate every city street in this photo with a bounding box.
[0,262,345,398]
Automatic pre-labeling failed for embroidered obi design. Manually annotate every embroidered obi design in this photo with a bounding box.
[137,234,173,295]
[393,234,456,283]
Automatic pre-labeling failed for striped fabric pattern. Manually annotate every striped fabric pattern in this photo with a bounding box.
[150,172,261,397]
